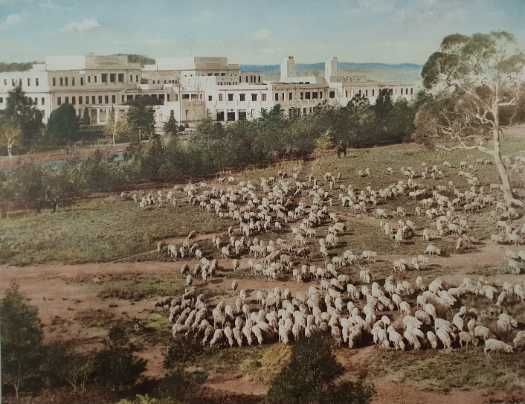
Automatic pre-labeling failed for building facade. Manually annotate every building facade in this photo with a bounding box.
[0,54,420,134]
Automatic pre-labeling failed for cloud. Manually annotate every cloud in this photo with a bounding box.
[0,13,22,31]
[62,18,101,33]
[254,28,272,41]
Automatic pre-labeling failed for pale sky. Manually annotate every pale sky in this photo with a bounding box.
[0,0,524,65]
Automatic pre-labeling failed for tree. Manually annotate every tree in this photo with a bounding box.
[267,333,373,404]
[0,85,43,150]
[127,97,155,142]
[163,110,179,137]
[105,107,129,144]
[92,324,146,391]
[46,104,79,145]
[0,283,44,399]
[420,31,525,206]
[0,121,21,157]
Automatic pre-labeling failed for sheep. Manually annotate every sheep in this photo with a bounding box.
[424,244,441,256]
[484,338,514,355]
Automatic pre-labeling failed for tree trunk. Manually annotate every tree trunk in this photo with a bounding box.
[7,142,13,158]
[492,97,521,207]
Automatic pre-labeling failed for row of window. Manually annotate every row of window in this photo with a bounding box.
[215,106,315,122]
[0,95,45,105]
[2,77,40,87]
[239,75,261,83]
[274,90,324,102]
[212,93,269,102]
[56,92,169,107]
[51,73,140,88]
[348,87,414,98]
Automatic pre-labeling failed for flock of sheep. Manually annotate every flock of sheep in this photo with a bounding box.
[141,155,525,356]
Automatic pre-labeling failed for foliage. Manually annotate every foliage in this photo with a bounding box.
[45,103,80,145]
[92,325,147,391]
[164,336,205,369]
[0,62,34,72]
[418,30,525,206]
[266,333,373,404]
[105,107,130,144]
[127,98,155,142]
[0,121,22,157]
[0,85,43,150]
[163,110,179,137]
[0,282,45,399]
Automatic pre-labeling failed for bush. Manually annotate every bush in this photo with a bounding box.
[92,325,147,391]
[0,282,45,399]
[267,333,373,404]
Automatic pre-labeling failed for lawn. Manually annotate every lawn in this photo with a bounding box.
[0,195,231,265]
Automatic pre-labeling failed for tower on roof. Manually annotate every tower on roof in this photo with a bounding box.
[280,56,296,82]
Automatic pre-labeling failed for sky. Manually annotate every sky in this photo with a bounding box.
[0,0,524,65]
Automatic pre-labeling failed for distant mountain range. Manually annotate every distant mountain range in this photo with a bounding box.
[241,62,422,83]
[0,57,422,83]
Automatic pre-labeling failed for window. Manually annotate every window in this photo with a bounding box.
[239,93,245,101]
[410,88,414,95]
[118,73,124,83]
[72,96,76,105]
[218,93,223,101]
[227,111,235,121]
[59,77,64,86]
[101,73,108,83]
[216,111,225,121]
[112,95,116,103]
[65,77,68,86]
[305,92,311,100]
[57,97,62,105]
[130,75,133,82]
[0,97,3,103]
[300,92,304,100]
[72,78,75,86]
[182,93,190,100]
[136,75,139,82]
[110,73,116,83]
[208,95,213,101]
[313,92,318,99]
[92,96,96,104]
[88,76,91,83]
[94,75,98,83]
[99,96,103,104]
[81,77,84,86]
[11,79,15,86]
[289,92,293,100]
[262,93,267,101]
[274,93,279,101]
[27,78,31,87]
[121,95,125,103]
[36,78,39,86]
[329,91,335,99]
[105,95,109,104]
[41,97,45,105]
[320,92,323,99]
[65,96,69,104]
[228,93,234,101]
[79,96,83,105]
[251,93,257,101]
[239,111,247,120]
[372,89,375,96]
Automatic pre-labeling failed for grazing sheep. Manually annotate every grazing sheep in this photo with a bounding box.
[484,338,514,355]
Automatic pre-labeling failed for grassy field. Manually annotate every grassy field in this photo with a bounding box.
[368,348,525,392]
[0,196,232,265]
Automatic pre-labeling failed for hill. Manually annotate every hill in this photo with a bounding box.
[241,62,422,83]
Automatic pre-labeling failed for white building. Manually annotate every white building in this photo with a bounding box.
[0,54,419,134]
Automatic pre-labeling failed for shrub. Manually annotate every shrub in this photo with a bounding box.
[266,333,373,404]
[0,282,45,399]
[92,325,147,391]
